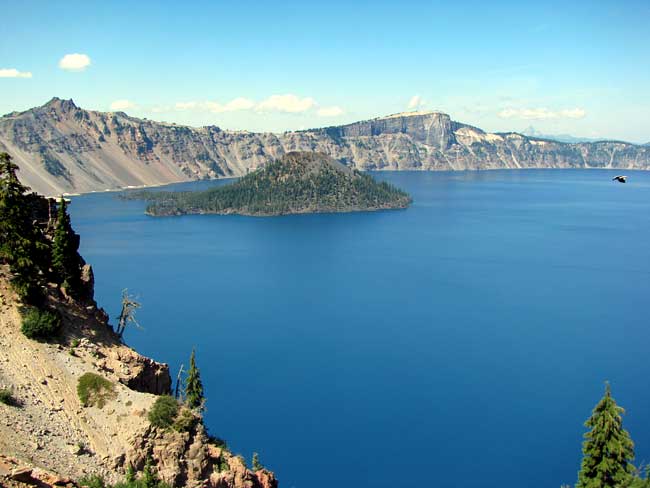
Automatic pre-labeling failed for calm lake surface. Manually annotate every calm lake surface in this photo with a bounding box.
[69,170,650,488]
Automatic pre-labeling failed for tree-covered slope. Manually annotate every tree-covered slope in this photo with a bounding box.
[135,152,412,216]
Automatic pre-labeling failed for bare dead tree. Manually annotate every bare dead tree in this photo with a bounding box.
[115,289,141,339]
[174,364,185,400]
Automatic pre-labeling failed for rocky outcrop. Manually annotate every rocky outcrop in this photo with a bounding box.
[318,111,457,149]
[2,99,648,195]
[210,454,278,488]
[0,455,77,488]
[0,194,275,488]
[0,263,275,488]
[100,348,171,396]
[127,422,277,488]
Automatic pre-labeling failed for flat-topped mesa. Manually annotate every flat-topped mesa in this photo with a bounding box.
[319,111,456,150]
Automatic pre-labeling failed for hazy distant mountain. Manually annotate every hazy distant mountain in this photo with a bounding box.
[521,126,604,144]
[1,98,648,195]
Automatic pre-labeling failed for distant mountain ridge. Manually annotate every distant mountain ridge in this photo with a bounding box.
[1,98,648,195]
[521,126,606,144]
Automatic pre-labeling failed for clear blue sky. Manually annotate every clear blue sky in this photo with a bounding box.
[1,0,649,142]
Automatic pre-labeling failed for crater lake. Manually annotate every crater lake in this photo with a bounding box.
[69,169,650,488]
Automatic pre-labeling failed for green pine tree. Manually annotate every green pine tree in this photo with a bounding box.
[0,152,46,303]
[142,456,159,488]
[577,383,635,488]
[185,349,204,410]
[252,452,263,471]
[51,197,81,294]
[125,464,136,483]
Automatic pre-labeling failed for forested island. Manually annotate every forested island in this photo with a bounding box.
[126,151,412,216]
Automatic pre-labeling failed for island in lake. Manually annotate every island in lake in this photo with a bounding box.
[129,151,412,216]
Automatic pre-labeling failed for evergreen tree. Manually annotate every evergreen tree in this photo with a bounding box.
[577,383,635,488]
[252,452,263,471]
[51,197,81,294]
[0,152,45,302]
[142,456,159,488]
[185,349,204,410]
[125,465,136,483]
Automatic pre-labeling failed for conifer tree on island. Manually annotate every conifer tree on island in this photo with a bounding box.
[185,349,204,410]
[577,383,635,488]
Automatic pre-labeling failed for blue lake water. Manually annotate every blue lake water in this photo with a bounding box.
[68,170,650,488]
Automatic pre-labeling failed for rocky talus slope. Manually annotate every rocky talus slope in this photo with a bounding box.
[0,196,277,487]
[1,98,648,195]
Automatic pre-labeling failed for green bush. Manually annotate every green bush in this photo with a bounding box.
[79,475,107,488]
[0,388,18,406]
[207,434,228,450]
[215,456,230,473]
[21,307,61,340]
[147,395,179,429]
[172,407,198,432]
[77,372,115,408]
[113,481,171,488]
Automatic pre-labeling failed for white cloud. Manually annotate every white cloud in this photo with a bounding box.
[175,101,200,111]
[170,94,345,118]
[317,106,344,117]
[497,107,586,120]
[497,108,521,119]
[59,53,91,72]
[110,99,136,111]
[222,97,255,112]
[559,108,586,119]
[175,97,255,113]
[407,95,422,110]
[256,94,316,113]
[206,97,256,113]
[0,68,32,78]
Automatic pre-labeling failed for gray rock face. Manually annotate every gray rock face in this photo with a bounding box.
[1,98,649,195]
[322,111,456,149]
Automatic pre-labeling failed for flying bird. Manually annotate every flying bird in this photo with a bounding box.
[612,175,627,183]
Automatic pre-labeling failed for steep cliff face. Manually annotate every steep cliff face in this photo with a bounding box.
[1,99,649,195]
[0,193,277,488]
[0,268,277,488]
[320,111,457,149]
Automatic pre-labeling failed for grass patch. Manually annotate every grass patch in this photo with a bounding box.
[77,372,115,408]
[21,307,61,340]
